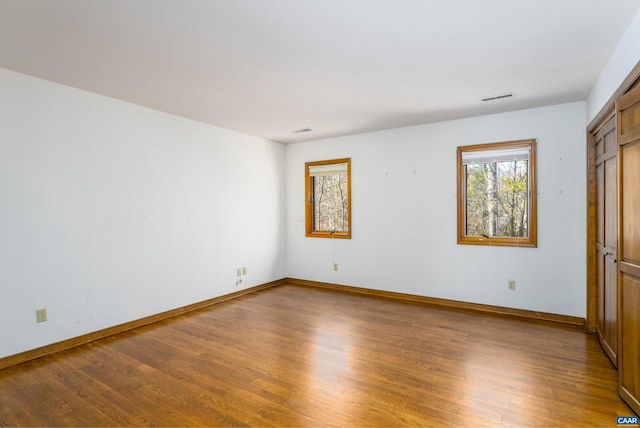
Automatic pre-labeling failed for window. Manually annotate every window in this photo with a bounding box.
[305,158,351,239]
[457,139,537,247]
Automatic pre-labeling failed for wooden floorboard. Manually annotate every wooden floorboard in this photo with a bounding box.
[0,285,634,427]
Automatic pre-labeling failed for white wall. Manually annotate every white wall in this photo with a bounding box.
[0,68,286,358]
[286,102,587,317]
[0,66,593,359]
[587,8,640,124]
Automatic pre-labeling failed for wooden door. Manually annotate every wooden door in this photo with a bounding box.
[595,116,618,365]
[617,83,640,415]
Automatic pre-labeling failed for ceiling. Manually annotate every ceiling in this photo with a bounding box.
[1,0,639,143]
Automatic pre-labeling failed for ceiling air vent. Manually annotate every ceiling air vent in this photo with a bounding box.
[479,93,515,103]
[293,127,312,133]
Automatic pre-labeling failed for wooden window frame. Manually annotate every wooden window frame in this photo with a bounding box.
[456,139,537,248]
[305,158,351,239]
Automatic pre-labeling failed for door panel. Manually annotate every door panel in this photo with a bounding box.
[617,84,640,416]
[604,255,617,358]
[596,162,605,336]
[621,140,640,264]
[596,162,604,244]
[594,116,618,365]
[604,158,617,251]
[604,156,618,361]
[620,272,640,414]
[620,100,640,143]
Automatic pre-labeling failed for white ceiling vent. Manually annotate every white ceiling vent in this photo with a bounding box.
[479,93,515,103]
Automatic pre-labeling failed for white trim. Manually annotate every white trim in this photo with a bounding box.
[309,162,348,176]
[462,148,529,165]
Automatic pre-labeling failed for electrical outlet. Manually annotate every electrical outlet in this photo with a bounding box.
[242,266,247,275]
[333,263,339,271]
[36,308,48,323]
[237,268,242,276]
[508,280,516,291]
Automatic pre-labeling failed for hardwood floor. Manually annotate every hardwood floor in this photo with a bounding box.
[0,285,634,427]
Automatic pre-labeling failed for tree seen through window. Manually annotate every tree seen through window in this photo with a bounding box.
[465,160,528,238]
[305,158,351,239]
[457,140,537,247]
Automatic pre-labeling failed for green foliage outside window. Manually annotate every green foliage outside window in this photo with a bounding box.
[465,160,528,238]
[457,139,536,248]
